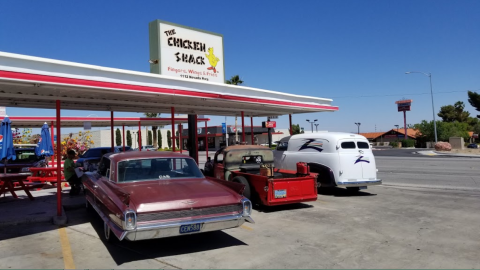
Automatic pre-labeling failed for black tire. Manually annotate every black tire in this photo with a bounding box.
[85,198,94,213]
[232,176,251,200]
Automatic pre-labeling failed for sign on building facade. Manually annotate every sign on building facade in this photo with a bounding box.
[149,20,225,84]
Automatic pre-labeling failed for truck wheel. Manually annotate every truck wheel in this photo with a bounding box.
[232,176,251,200]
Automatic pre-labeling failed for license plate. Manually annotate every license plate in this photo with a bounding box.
[274,189,287,198]
[179,223,202,234]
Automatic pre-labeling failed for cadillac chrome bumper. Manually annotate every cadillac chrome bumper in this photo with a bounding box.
[87,196,254,241]
[119,214,254,241]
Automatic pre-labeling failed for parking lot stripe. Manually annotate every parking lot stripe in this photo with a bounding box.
[241,225,254,231]
[58,227,76,269]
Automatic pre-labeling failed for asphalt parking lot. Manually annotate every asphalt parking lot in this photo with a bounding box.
[1,183,479,269]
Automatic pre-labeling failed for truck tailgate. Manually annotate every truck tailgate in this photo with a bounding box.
[267,175,318,206]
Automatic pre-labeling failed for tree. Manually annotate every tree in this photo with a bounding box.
[167,130,172,148]
[473,122,480,135]
[438,101,470,122]
[225,75,244,85]
[148,130,153,145]
[291,124,303,135]
[467,117,480,129]
[468,91,480,118]
[144,113,159,149]
[157,130,162,149]
[115,128,121,146]
[126,130,132,147]
[413,120,470,142]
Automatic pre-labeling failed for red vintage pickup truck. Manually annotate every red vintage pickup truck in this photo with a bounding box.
[205,145,318,206]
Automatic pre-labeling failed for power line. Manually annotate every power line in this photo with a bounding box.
[331,90,473,99]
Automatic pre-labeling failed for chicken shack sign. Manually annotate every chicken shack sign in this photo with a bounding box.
[149,20,225,84]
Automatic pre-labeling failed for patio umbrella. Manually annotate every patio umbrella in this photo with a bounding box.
[35,122,54,166]
[0,115,16,175]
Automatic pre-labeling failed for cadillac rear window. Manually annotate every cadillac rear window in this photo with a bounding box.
[117,157,203,182]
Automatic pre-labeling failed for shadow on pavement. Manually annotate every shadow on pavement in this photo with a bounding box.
[254,202,313,213]
[0,194,90,241]
[85,209,247,266]
[318,187,377,197]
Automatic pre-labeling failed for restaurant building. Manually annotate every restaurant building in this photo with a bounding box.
[180,125,288,150]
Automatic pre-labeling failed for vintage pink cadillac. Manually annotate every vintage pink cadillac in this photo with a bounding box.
[82,151,253,242]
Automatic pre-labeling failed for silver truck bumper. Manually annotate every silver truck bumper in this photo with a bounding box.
[120,214,254,241]
[336,179,382,187]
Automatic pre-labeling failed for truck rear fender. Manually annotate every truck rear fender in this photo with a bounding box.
[307,163,336,187]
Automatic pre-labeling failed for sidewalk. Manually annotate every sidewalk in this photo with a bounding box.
[0,151,212,228]
[416,150,480,158]
[0,186,85,227]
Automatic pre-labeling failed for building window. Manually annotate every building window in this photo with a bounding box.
[208,137,215,148]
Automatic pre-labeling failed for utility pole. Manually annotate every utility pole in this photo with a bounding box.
[355,122,361,134]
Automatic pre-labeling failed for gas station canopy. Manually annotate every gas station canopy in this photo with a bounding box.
[4,116,209,128]
[0,52,338,117]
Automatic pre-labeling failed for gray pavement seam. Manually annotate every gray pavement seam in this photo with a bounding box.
[382,183,480,192]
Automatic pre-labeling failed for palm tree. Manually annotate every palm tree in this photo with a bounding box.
[225,75,243,85]
[226,75,244,142]
[144,113,159,149]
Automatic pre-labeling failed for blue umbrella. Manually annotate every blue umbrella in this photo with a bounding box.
[36,122,54,160]
[0,116,16,175]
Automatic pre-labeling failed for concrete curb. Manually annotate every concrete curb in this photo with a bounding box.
[415,150,480,158]
[433,151,480,158]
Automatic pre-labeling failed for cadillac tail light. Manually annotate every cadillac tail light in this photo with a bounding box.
[241,198,252,217]
[124,210,137,230]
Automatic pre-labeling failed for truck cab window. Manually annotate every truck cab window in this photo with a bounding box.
[215,153,224,164]
[276,142,288,151]
[340,142,356,149]
[357,142,370,149]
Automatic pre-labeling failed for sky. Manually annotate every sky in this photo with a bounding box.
[1,0,479,134]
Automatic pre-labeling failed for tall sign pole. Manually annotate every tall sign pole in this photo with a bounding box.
[395,99,413,141]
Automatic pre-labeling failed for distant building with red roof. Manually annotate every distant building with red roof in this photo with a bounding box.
[360,128,419,143]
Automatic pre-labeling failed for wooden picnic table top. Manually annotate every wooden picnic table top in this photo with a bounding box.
[29,167,60,171]
[0,173,35,200]
[0,173,30,181]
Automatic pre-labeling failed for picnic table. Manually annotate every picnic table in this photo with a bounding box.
[27,167,65,185]
[0,173,37,200]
